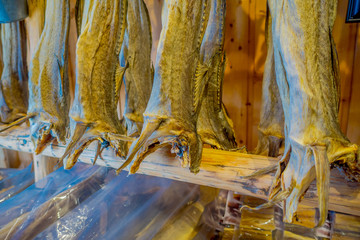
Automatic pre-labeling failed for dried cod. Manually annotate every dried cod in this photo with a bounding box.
[26,0,70,154]
[0,22,28,125]
[119,0,153,137]
[254,6,284,157]
[196,0,238,151]
[266,0,360,226]
[62,0,131,169]
[119,0,211,174]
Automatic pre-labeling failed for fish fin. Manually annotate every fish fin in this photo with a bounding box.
[130,141,168,174]
[116,120,161,174]
[311,145,330,228]
[215,52,226,112]
[93,140,102,165]
[193,62,209,112]
[65,135,101,169]
[0,113,36,133]
[115,61,128,103]
[60,123,89,163]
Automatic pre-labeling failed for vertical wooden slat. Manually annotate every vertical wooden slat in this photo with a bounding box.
[247,0,267,150]
[246,0,256,150]
[33,154,59,181]
[334,0,358,133]
[0,148,9,168]
[223,0,251,147]
[68,0,78,103]
[346,24,360,145]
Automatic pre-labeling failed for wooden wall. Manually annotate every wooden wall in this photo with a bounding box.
[27,0,360,153]
[219,0,360,150]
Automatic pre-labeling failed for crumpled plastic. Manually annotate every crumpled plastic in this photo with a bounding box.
[0,163,34,203]
[0,163,111,239]
[34,173,199,240]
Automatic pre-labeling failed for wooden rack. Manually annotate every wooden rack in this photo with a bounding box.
[0,125,359,217]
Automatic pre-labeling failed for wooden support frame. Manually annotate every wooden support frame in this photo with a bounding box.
[0,125,359,216]
[33,154,59,182]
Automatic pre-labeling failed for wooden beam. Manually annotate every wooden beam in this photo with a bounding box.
[0,148,9,168]
[0,125,359,216]
[33,154,59,182]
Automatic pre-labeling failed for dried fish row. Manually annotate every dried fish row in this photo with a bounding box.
[0,21,28,125]
[120,0,211,174]
[27,0,71,154]
[62,0,131,169]
[267,0,360,226]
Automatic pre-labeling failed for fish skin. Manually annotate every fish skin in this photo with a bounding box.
[0,22,28,124]
[75,0,94,37]
[121,0,210,174]
[120,0,153,137]
[267,0,360,226]
[63,0,130,169]
[27,0,70,154]
[254,5,284,157]
[196,0,238,151]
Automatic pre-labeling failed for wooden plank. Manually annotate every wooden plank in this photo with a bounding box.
[223,0,250,147]
[33,154,59,181]
[0,125,359,216]
[248,0,267,150]
[0,148,9,168]
[346,24,360,145]
[333,0,358,133]
[68,0,78,103]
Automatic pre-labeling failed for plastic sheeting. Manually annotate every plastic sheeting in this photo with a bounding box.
[35,173,200,240]
[0,163,111,239]
[0,163,34,203]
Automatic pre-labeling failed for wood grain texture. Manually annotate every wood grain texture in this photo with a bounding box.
[334,0,358,134]
[223,0,250,147]
[0,125,359,216]
[222,0,360,150]
[347,24,360,144]
[33,154,58,181]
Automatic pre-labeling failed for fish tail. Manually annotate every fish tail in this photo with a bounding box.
[116,120,161,174]
[0,113,36,133]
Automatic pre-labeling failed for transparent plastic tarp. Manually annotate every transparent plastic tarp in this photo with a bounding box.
[35,173,200,240]
[0,163,34,203]
[0,167,23,180]
[0,163,111,239]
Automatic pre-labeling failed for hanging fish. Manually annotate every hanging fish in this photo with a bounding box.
[62,0,132,169]
[0,21,28,125]
[119,0,153,137]
[196,0,239,151]
[119,0,211,174]
[254,6,284,157]
[267,0,360,226]
[25,0,71,154]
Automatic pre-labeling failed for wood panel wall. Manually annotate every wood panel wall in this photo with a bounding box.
[25,0,360,153]
[221,0,360,150]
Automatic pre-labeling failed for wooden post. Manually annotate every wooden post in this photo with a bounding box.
[33,154,59,182]
[0,148,9,168]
